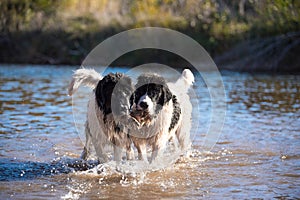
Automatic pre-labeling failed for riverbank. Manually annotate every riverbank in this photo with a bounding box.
[0,0,299,72]
[215,32,300,72]
[1,29,299,72]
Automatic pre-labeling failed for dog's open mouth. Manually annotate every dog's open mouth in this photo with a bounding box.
[130,110,151,126]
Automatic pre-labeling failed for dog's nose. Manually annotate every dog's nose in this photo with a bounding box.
[139,101,148,109]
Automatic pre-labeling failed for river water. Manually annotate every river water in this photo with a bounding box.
[0,65,299,199]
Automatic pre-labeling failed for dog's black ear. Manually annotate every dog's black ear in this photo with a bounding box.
[111,75,134,116]
[129,93,135,108]
[95,78,106,111]
[95,73,117,115]
[119,75,134,97]
[158,85,172,106]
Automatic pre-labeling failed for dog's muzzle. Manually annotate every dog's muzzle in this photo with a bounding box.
[137,94,153,112]
[138,101,148,110]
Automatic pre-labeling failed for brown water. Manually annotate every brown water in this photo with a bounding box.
[0,65,299,199]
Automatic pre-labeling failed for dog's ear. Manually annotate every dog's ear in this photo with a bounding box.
[130,93,135,108]
[111,75,134,116]
[158,85,172,106]
[95,73,117,114]
[95,78,106,111]
[119,75,134,96]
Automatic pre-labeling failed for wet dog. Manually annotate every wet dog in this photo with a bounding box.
[68,69,134,163]
[68,68,194,163]
[129,69,194,162]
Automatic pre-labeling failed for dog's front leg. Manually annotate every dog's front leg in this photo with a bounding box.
[151,134,168,163]
[151,144,159,163]
[135,142,147,161]
[94,146,108,163]
[92,137,108,163]
[126,145,134,160]
[113,146,122,163]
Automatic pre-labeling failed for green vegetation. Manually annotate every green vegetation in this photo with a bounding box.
[0,0,299,71]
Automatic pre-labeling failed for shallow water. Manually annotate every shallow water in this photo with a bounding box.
[0,65,299,199]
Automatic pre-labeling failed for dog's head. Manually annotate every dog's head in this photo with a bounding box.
[95,73,134,117]
[130,74,172,125]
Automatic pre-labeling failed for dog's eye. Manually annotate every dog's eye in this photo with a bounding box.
[133,92,141,102]
[135,91,141,97]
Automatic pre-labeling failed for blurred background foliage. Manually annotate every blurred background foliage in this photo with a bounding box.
[0,0,299,71]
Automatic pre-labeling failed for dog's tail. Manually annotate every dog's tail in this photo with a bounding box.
[174,69,194,92]
[180,69,194,87]
[168,68,194,95]
[68,68,102,96]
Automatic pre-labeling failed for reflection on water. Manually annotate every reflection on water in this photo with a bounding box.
[0,65,299,199]
[229,75,300,114]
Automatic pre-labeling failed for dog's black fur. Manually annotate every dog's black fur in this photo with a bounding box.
[129,73,183,162]
[130,74,173,114]
[95,72,133,118]
[85,72,134,162]
[69,68,193,163]
[169,95,181,132]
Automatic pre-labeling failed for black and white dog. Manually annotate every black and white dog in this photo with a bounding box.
[68,68,194,163]
[129,69,194,162]
[68,69,134,163]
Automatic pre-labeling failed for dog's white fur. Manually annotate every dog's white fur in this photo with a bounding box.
[84,92,134,163]
[129,97,173,158]
[168,69,194,150]
[68,69,134,162]
[129,70,194,162]
[68,68,194,163]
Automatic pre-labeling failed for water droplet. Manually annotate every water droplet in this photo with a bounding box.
[281,155,287,160]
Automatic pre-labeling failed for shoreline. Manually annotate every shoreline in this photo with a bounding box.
[1,31,299,73]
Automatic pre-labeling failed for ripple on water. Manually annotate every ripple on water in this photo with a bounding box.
[0,66,300,199]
